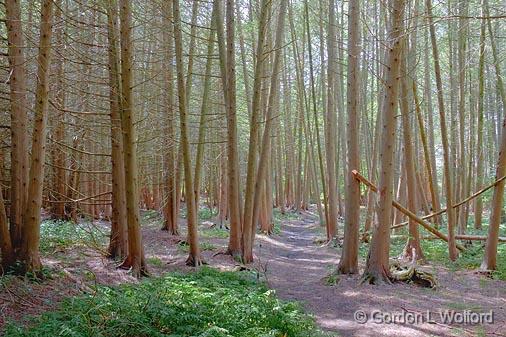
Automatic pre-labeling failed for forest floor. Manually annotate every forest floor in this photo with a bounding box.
[1,207,506,336]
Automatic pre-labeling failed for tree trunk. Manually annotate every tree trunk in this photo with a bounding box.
[106,0,128,259]
[19,0,55,274]
[400,50,424,260]
[241,0,271,263]
[427,0,458,261]
[173,0,203,266]
[5,0,29,254]
[481,0,506,270]
[325,0,339,240]
[362,0,405,284]
[118,0,147,277]
[474,2,486,230]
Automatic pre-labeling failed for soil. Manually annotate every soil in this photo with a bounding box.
[1,209,505,337]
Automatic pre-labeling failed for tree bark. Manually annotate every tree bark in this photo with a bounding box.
[481,0,506,270]
[19,0,55,274]
[173,0,203,266]
[118,0,147,277]
[106,0,128,259]
[339,0,361,274]
[362,0,405,284]
[5,0,29,254]
[426,0,458,261]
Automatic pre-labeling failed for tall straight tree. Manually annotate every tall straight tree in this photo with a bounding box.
[161,0,179,236]
[324,0,339,240]
[252,0,289,240]
[19,0,55,273]
[241,0,271,263]
[173,0,203,266]
[426,0,458,261]
[5,0,29,255]
[362,0,405,284]
[338,0,360,274]
[214,0,242,257]
[118,0,147,276]
[481,0,506,271]
[106,0,128,259]
[474,1,487,230]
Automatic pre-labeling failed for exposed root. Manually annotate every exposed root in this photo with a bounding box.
[185,254,206,267]
[118,257,149,278]
[360,270,392,285]
[390,250,437,288]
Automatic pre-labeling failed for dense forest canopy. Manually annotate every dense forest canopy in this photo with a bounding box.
[0,0,506,335]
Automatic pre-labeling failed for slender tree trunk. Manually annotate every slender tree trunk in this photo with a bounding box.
[427,0,458,261]
[118,0,147,277]
[339,0,361,274]
[193,8,216,208]
[161,0,179,236]
[400,50,424,260]
[252,0,288,239]
[5,0,29,254]
[481,0,506,270]
[474,2,486,230]
[106,0,128,259]
[173,0,203,266]
[325,0,338,240]
[19,0,55,274]
[241,0,271,263]
[362,0,405,284]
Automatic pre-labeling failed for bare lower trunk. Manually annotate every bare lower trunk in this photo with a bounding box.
[20,0,55,274]
[362,0,405,284]
[118,0,147,277]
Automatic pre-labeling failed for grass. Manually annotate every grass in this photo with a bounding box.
[4,267,329,337]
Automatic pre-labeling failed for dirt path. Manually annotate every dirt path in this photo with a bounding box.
[255,212,506,337]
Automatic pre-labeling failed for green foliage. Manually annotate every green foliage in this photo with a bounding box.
[177,241,216,253]
[39,220,107,254]
[198,207,215,221]
[200,227,229,239]
[272,209,299,234]
[147,257,165,268]
[4,268,328,337]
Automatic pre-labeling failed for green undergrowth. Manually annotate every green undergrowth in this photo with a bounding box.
[356,221,506,280]
[4,267,330,337]
[272,209,300,234]
[200,226,229,239]
[177,241,216,253]
[40,220,107,254]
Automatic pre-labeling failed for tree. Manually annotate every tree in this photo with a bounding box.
[173,0,203,266]
[5,0,29,255]
[362,0,406,284]
[481,0,506,271]
[426,0,458,261]
[338,0,360,274]
[19,0,55,273]
[106,0,128,259]
[118,0,147,276]
[324,0,339,241]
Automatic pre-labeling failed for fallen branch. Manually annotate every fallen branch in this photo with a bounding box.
[393,174,506,229]
[352,170,465,251]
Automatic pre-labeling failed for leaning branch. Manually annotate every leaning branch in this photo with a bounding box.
[352,170,465,251]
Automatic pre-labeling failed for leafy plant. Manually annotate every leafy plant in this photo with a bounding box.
[4,268,330,337]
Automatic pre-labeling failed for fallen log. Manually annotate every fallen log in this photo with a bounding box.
[456,235,506,242]
[423,235,506,243]
[352,170,465,251]
[392,174,506,229]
